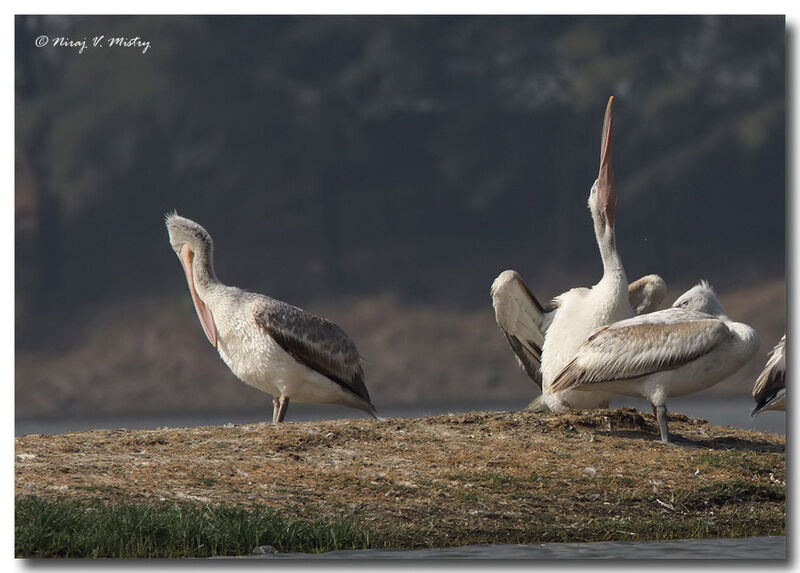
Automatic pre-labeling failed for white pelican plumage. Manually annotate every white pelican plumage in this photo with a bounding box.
[166,213,378,423]
[549,281,759,444]
[752,334,786,416]
[491,272,666,395]
[493,97,665,412]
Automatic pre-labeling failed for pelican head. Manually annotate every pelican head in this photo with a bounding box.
[671,280,729,319]
[589,96,617,232]
[165,211,219,348]
[166,212,214,259]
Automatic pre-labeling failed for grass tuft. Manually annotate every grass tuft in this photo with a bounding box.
[15,495,379,558]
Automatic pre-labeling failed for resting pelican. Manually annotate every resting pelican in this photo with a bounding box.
[166,213,378,423]
[752,334,786,416]
[493,97,659,412]
[549,281,759,444]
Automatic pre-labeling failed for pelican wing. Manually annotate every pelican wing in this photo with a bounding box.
[491,270,555,389]
[253,299,372,405]
[491,271,669,389]
[752,334,786,415]
[628,274,667,314]
[550,309,729,393]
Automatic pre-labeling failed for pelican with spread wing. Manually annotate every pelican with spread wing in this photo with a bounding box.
[491,97,667,412]
[491,272,666,402]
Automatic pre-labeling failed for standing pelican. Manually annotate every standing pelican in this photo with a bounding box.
[752,334,786,416]
[549,281,759,444]
[166,213,378,423]
[493,97,661,412]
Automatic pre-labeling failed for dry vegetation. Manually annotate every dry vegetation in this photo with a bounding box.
[16,408,785,548]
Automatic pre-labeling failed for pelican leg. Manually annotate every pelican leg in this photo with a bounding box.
[272,398,280,424]
[655,405,670,444]
[276,396,290,423]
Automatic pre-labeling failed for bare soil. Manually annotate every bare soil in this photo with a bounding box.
[15,408,785,546]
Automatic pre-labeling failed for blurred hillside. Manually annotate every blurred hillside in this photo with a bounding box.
[14,279,785,419]
[15,15,785,419]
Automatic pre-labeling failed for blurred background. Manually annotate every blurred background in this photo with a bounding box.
[15,15,785,432]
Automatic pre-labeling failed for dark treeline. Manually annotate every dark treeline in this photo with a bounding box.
[16,15,784,328]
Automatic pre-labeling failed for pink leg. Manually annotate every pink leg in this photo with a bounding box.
[276,396,290,423]
[272,398,280,424]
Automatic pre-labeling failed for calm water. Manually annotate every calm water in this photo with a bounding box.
[15,396,785,436]
[236,536,786,559]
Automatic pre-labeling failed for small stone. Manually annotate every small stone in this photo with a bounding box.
[252,545,278,555]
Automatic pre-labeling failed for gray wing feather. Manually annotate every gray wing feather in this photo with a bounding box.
[253,299,373,405]
[628,274,667,314]
[752,334,786,414]
[550,309,729,393]
[491,270,555,389]
[490,271,668,389]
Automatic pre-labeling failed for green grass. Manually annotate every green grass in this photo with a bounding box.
[445,471,527,488]
[673,481,785,511]
[15,477,786,557]
[15,495,380,558]
[697,451,784,475]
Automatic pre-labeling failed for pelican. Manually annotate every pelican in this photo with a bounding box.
[491,272,666,394]
[549,281,759,444]
[752,334,785,416]
[493,96,660,412]
[166,213,378,423]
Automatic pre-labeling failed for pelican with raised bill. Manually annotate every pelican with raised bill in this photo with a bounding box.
[752,334,786,416]
[166,213,379,423]
[549,281,759,444]
[491,96,667,412]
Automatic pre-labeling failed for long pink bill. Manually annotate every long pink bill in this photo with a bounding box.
[179,244,218,348]
[597,96,616,227]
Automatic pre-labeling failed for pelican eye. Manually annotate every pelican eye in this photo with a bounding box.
[679,299,689,308]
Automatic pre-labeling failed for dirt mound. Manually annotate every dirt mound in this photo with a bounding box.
[15,409,785,545]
